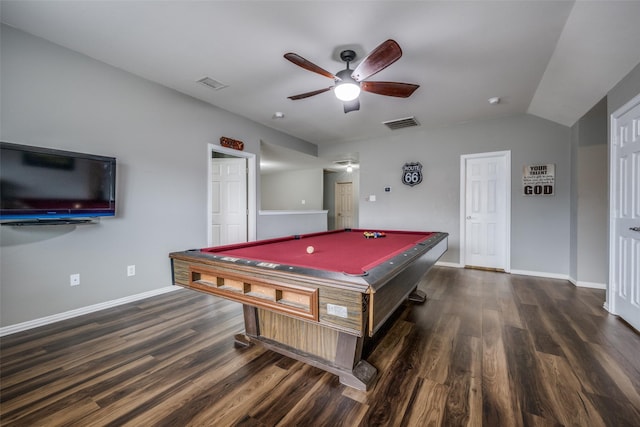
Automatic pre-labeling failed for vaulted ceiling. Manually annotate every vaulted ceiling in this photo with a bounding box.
[2,1,640,150]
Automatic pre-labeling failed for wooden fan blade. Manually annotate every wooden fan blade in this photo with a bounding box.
[351,40,402,82]
[343,98,360,113]
[287,87,333,100]
[361,81,419,98]
[284,53,337,80]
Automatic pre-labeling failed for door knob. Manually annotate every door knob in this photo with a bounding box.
[630,226,640,232]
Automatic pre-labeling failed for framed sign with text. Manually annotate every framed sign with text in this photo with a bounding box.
[523,164,555,196]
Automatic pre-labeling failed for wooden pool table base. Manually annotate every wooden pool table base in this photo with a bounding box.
[232,289,427,390]
[234,334,377,390]
[169,230,448,392]
[235,305,377,390]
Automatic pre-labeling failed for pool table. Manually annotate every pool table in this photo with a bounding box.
[169,229,448,390]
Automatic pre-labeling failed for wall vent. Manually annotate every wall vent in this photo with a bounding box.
[382,116,420,130]
[197,77,228,91]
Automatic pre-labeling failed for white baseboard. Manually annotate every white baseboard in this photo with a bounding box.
[0,286,180,337]
[435,261,463,268]
[510,269,570,281]
[575,280,607,290]
[511,270,607,289]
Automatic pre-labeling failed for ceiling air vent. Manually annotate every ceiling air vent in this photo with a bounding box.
[382,116,420,130]
[197,77,228,91]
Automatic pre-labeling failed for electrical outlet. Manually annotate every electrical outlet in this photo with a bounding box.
[70,273,80,286]
[127,265,136,277]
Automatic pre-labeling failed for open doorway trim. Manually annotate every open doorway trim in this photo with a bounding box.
[208,143,257,245]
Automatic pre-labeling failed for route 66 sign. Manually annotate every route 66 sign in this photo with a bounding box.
[402,162,423,187]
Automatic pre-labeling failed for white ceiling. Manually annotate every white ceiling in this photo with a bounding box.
[2,1,640,157]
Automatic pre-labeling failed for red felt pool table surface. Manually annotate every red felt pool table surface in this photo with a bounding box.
[200,229,434,275]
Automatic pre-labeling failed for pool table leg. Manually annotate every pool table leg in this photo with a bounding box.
[408,289,427,303]
[242,305,260,336]
[234,333,252,348]
[233,305,259,348]
[335,331,377,390]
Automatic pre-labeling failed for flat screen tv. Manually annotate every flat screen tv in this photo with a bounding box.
[1,142,116,223]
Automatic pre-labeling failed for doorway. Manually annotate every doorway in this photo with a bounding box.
[208,144,256,246]
[335,181,354,229]
[608,92,640,331]
[460,151,511,271]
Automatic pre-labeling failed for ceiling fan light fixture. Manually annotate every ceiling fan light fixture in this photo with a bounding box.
[335,82,360,101]
[334,68,360,102]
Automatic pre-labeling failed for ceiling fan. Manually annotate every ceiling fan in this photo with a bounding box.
[284,39,419,113]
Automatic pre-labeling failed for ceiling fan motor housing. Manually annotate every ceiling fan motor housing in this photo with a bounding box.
[336,69,355,82]
[340,49,357,64]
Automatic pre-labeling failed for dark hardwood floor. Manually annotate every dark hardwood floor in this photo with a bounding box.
[2,267,640,426]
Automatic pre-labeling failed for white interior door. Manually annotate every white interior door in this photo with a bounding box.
[211,157,247,246]
[335,181,353,229]
[461,151,510,271]
[609,93,640,331]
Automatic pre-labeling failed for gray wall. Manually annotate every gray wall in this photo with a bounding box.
[571,98,608,286]
[569,115,579,281]
[607,62,640,116]
[260,169,323,210]
[257,211,327,240]
[321,114,572,273]
[0,25,315,326]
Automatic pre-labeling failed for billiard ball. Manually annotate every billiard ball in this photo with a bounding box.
[306,246,314,254]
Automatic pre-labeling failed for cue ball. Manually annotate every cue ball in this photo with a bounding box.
[306,246,315,254]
